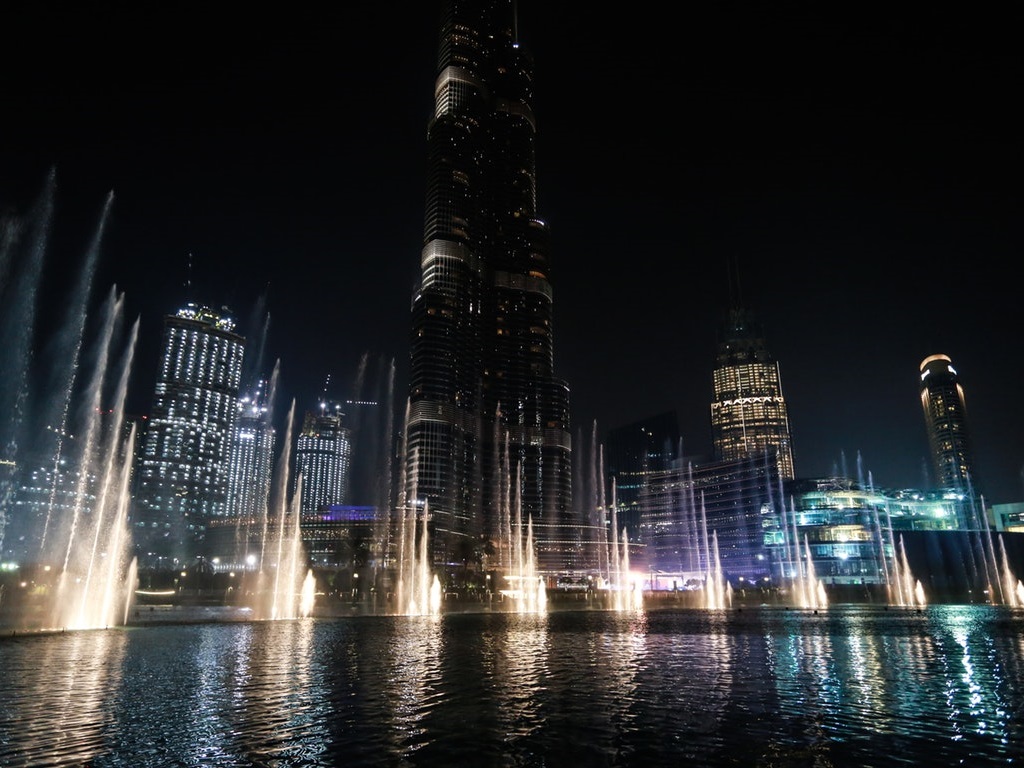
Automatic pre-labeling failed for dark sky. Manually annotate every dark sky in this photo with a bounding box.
[3,4,1022,504]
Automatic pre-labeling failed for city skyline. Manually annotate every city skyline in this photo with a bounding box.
[2,4,1022,504]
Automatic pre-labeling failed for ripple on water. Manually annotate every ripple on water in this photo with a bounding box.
[1,607,1022,766]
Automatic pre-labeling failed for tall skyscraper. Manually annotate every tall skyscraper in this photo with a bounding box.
[294,400,351,514]
[134,303,245,568]
[225,379,275,521]
[710,307,795,481]
[919,353,978,494]
[405,0,572,570]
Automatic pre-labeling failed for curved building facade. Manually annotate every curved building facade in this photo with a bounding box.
[919,354,978,495]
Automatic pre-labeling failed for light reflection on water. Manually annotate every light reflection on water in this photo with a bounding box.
[0,605,1022,767]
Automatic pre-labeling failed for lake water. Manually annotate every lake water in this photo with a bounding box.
[1,604,1022,766]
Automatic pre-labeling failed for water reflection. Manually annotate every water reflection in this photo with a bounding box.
[0,630,126,766]
[232,618,326,765]
[633,611,734,764]
[939,606,1017,748]
[385,616,444,759]
[496,613,549,744]
[1,606,1022,766]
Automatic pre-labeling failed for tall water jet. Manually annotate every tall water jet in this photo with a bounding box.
[0,180,139,631]
[350,354,397,600]
[997,535,1023,608]
[50,302,140,631]
[0,174,54,537]
[890,534,925,608]
[588,422,609,579]
[393,414,440,617]
[492,431,545,613]
[596,481,640,611]
[610,524,643,612]
[248,400,312,621]
[505,499,546,614]
[976,493,1004,604]
[300,569,317,618]
[696,492,731,610]
[703,530,732,610]
[402,500,441,616]
[779,494,826,610]
[801,535,827,610]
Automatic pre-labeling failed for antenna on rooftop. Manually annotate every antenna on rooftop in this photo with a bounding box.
[319,374,332,411]
[727,253,744,310]
[184,252,195,302]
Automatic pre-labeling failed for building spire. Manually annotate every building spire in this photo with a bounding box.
[727,253,744,311]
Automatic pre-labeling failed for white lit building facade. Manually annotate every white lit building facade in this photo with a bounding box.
[294,401,351,515]
[225,380,275,521]
[134,303,245,568]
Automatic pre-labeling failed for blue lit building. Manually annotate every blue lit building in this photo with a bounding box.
[638,452,780,586]
[300,505,382,569]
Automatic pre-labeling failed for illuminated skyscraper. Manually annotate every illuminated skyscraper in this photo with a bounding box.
[406,0,573,570]
[919,353,978,494]
[225,379,275,521]
[294,401,351,514]
[710,307,795,481]
[134,303,245,568]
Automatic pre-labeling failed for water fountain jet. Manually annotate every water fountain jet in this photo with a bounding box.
[246,400,313,621]
[1,183,139,632]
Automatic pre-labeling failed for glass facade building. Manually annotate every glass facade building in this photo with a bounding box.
[406,0,572,571]
[767,477,969,591]
[605,412,681,542]
[638,453,780,585]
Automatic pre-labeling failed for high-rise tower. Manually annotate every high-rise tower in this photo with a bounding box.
[406,0,572,571]
[710,307,795,481]
[134,303,245,568]
[225,379,275,522]
[919,353,978,495]
[294,400,351,514]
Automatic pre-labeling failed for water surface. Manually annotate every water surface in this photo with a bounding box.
[1,604,1021,766]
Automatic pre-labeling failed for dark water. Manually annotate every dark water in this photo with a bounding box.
[1,605,1022,767]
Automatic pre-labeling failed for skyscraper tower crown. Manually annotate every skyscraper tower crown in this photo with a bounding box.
[710,306,795,480]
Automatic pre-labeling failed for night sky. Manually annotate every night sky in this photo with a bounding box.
[3,4,1022,504]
